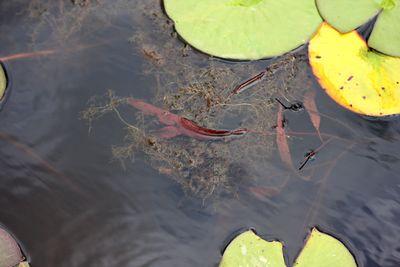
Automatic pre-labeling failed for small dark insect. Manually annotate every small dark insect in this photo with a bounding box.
[299,150,316,170]
[275,98,304,112]
[347,76,354,81]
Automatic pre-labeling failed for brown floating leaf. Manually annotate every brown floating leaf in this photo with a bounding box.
[276,105,294,169]
[304,90,322,140]
[0,227,23,267]
[248,186,280,200]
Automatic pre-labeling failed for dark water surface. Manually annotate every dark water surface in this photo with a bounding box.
[0,1,400,267]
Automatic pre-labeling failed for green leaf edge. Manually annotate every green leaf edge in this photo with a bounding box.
[163,0,323,60]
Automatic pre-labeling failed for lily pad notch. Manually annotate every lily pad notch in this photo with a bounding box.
[316,0,400,56]
[163,0,322,60]
[220,228,357,267]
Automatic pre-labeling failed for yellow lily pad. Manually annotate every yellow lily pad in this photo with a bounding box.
[0,63,6,101]
[309,23,400,117]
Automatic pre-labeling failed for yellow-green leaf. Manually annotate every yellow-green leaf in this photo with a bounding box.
[219,230,286,267]
[294,228,357,267]
[309,23,400,117]
[220,228,357,267]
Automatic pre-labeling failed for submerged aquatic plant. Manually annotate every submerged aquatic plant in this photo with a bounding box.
[316,0,400,56]
[220,228,357,267]
[163,0,322,60]
[309,23,400,117]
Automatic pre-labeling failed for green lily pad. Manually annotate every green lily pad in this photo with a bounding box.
[368,2,400,56]
[315,0,381,33]
[220,228,357,267]
[219,230,286,267]
[316,0,400,56]
[163,0,322,60]
[294,228,357,267]
[0,227,24,267]
[0,63,6,101]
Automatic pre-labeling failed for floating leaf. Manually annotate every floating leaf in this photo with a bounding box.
[0,63,6,101]
[309,23,400,117]
[163,0,322,60]
[18,262,30,267]
[368,1,400,57]
[220,228,357,267]
[316,0,400,56]
[219,230,286,267]
[0,227,23,267]
[294,228,357,267]
[315,0,381,33]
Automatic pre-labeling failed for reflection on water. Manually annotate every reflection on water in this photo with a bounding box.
[0,1,400,266]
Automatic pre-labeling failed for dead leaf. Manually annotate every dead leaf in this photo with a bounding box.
[304,90,322,140]
[248,186,280,200]
[276,105,294,169]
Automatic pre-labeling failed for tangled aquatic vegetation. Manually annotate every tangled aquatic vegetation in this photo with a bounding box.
[80,0,321,199]
[83,48,310,200]
[79,0,372,203]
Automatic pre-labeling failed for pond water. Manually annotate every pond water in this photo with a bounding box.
[0,1,400,266]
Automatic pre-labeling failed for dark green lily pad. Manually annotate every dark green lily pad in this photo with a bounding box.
[163,0,322,60]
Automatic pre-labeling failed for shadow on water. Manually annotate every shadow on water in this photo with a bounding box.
[0,1,400,266]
